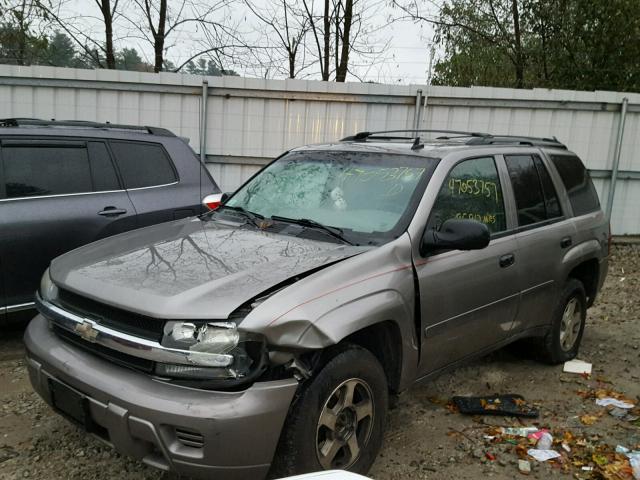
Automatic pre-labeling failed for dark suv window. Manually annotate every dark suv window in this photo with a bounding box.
[506,155,563,227]
[2,144,93,198]
[428,156,507,234]
[1,142,121,199]
[110,141,177,189]
[550,154,600,216]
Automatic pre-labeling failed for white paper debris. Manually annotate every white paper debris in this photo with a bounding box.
[527,449,561,462]
[596,397,635,409]
[563,359,592,375]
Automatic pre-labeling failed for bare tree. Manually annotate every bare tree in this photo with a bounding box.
[301,0,388,82]
[37,0,124,68]
[243,0,311,79]
[97,0,117,69]
[123,0,243,73]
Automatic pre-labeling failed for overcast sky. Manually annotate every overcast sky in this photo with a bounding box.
[60,0,437,84]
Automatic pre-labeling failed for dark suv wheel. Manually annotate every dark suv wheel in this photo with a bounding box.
[270,345,388,477]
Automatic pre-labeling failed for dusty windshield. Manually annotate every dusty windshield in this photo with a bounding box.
[224,150,437,244]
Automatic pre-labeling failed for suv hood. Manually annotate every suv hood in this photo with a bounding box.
[50,217,366,320]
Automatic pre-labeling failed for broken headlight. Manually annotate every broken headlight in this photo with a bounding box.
[156,321,265,380]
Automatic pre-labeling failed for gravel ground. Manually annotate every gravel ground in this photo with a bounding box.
[1,244,639,480]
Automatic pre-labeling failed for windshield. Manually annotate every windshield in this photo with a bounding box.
[224,150,438,245]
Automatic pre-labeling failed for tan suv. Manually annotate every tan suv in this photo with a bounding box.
[26,130,609,479]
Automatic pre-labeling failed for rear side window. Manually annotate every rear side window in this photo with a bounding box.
[2,144,92,198]
[88,142,120,191]
[533,156,562,218]
[505,155,545,226]
[110,141,177,189]
[550,154,600,216]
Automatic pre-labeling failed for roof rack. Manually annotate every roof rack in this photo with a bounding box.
[341,129,566,150]
[0,118,175,137]
[341,129,489,141]
[466,135,567,149]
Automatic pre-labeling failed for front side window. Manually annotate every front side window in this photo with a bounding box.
[427,156,507,234]
[225,150,438,244]
[110,141,177,189]
[2,145,92,198]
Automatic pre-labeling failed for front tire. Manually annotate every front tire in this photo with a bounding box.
[539,278,587,364]
[270,345,388,478]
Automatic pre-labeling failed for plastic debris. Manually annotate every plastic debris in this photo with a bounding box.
[631,457,640,480]
[518,459,531,474]
[527,449,561,462]
[536,432,553,451]
[452,394,539,418]
[563,359,592,375]
[527,429,549,441]
[596,397,635,409]
[502,427,539,437]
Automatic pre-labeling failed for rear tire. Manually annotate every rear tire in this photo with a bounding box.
[270,345,388,478]
[538,278,587,364]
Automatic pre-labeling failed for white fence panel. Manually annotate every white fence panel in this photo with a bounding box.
[1,65,639,234]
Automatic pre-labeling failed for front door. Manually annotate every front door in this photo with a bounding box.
[0,139,137,308]
[414,155,520,376]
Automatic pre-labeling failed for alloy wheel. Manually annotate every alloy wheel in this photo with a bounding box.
[316,378,374,470]
[559,297,582,351]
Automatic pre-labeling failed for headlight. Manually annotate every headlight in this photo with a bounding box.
[157,321,265,380]
[39,268,59,302]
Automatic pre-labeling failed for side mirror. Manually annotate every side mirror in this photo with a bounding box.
[421,219,490,255]
[221,192,231,202]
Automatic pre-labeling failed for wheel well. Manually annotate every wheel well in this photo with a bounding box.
[568,259,599,307]
[343,321,403,393]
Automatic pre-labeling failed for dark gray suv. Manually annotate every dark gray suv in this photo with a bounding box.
[0,118,219,323]
[25,130,609,479]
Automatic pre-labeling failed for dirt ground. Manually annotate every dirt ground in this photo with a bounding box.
[1,244,639,480]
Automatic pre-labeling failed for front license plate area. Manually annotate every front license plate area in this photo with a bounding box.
[48,378,90,428]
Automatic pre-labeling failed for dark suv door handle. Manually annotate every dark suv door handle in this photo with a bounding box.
[98,207,127,217]
[560,236,572,248]
[499,253,515,268]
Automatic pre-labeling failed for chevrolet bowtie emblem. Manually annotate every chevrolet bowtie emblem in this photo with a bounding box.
[74,321,99,343]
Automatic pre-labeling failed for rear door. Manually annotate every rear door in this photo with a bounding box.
[109,140,198,227]
[416,155,520,375]
[503,153,576,333]
[0,138,136,309]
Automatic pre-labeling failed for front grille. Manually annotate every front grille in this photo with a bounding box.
[53,325,154,373]
[57,289,164,341]
[175,428,204,448]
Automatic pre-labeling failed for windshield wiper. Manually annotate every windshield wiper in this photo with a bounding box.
[270,215,354,245]
[217,205,264,228]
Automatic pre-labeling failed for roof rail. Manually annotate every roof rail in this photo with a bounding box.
[0,118,175,137]
[341,129,567,150]
[341,129,490,142]
[465,135,567,149]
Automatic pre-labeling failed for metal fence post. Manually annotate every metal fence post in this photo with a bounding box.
[200,80,209,164]
[606,97,628,220]
[414,89,423,130]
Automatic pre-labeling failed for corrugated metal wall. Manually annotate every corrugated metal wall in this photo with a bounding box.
[1,65,638,234]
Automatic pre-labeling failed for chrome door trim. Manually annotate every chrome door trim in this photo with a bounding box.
[1,301,36,313]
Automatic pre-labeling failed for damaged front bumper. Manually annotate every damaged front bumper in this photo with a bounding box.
[24,315,299,480]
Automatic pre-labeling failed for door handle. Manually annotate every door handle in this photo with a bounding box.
[560,236,572,248]
[98,207,127,217]
[499,253,515,268]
